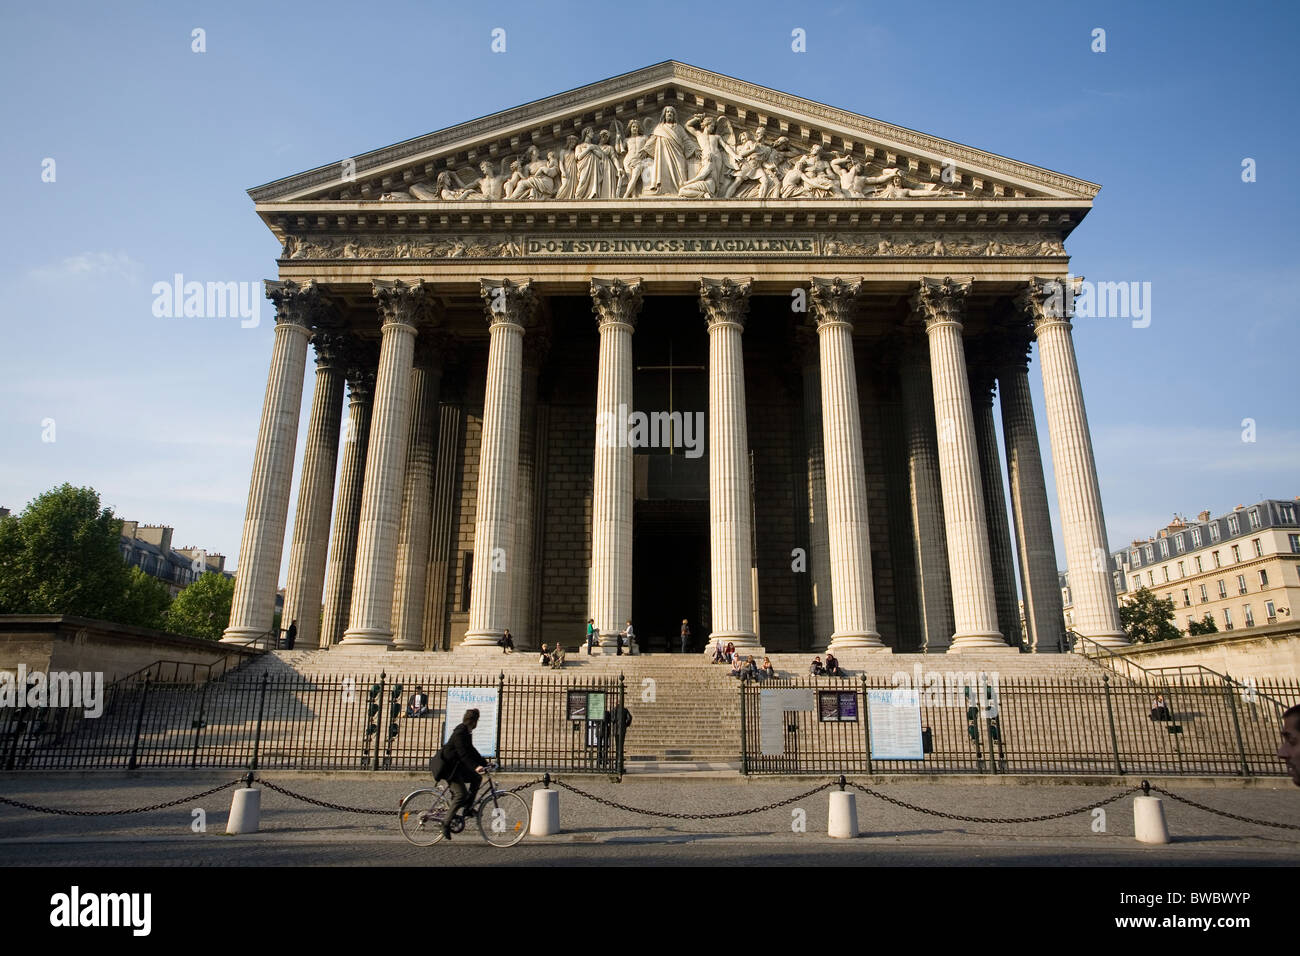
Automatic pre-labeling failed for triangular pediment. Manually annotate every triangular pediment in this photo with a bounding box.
[249,61,1098,205]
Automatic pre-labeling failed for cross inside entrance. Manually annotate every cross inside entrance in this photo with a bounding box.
[636,341,705,456]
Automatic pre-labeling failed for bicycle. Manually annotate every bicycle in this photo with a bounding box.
[398,763,530,847]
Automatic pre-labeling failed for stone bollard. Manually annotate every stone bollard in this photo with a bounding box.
[828,790,859,839]
[1133,795,1170,844]
[531,787,559,836]
[226,786,261,835]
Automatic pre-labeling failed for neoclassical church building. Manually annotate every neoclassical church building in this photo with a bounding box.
[222,62,1127,656]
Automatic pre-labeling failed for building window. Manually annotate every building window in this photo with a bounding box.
[1253,538,1263,557]
[1113,572,1121,592]
[1248,509,1261,530]
[1164,593,1173,604]
[1175,534,1185,553]
[1236,574,1247,595]
[1191,527,1202,547]
[1162,566,1170,583]
[1232,544,1241,562]
[1244,604,1254,627]
[1212,550,1221,567]
[1223,608,1233,629]
[1259,569,1269,588]
[1290,534,1300,554]
[1228,514,1240,535]
[1217,579,1227,599]
[1281,504,1296,524]
[1266,600,1277,622]
[1199,584,1208,603]
[1160,539,1169,558]
[1144,545,1154,561]
[1181,588,1190,607]
[1130,549,1140,565]
[1177,560,1185,577]
[1194,556,1203,573]
[1147,570,1154,586]
[1209,522,1221,542]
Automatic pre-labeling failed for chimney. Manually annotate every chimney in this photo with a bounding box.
[1197,510,1211,522]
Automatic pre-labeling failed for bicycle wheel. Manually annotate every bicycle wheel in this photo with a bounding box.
[476,790,530,847]
[399,788,453,846]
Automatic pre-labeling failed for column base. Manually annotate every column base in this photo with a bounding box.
[828,631,888,651]
[221,627,271,646]
[340,628,395,647]
[460,630,505,648]
[947,632,1015,653]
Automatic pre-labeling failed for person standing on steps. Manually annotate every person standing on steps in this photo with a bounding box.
[586,619,595,655]
[680,619,691,654]
[284,619,297,650]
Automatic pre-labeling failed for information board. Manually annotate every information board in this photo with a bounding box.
[867,688,924,761]
[443,686,500,759]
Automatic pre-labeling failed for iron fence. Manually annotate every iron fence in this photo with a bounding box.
[1,672,625,774]
[741,674,1298,776]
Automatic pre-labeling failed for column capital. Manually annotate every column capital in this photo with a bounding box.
[1014,276,1082,333]
[911,276,972,332]
[699,277,752,331]
[590,278,643,332]
[311,330,349,370]
[809,276,863,331]
[480,278,535,329]
[372,279,427,332]
[344,339,379,404]
[266,280,327,334]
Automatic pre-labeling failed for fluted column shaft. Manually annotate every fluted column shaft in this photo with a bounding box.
[970,372,1021,647]
[914,278,1004,650]
[1020,278,1126,646]
[700,278,758,648]
[509,344,545,651]
[900,337,955,651]
[392,334,445,650]
[321,375,372,646]
[811,278,883,649]
[224,281,317,644]
[589,280,641,649]
[798,333,834,648]
[281,334,346,649]
[342,281,423,645]
[463,280,532,646]
[998,355,1065,653]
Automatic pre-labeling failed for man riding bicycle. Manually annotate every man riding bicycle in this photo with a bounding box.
[432,708,488,841]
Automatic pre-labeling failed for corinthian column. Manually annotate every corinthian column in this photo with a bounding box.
[913,277,1004,651]
[224,281,319,645]
[281,331,346,650]
[321,357,374,647]
[462,279,532,646]
[589,279,641,651]
[809,277,884,649]
[700,277,758,650]
[797,328,834,648]
[1017,277,1126,646]
[899,333,955,652]
[968,350,1021,647]
[341,280,423,645]
[510,328,550,651]
[392,328,447,650]
[998,333,1065,653]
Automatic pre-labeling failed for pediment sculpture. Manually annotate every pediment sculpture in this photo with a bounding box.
[377,107,966,203]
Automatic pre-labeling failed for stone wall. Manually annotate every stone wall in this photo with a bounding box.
[1109,622,1300,681]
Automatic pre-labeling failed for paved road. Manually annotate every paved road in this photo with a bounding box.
[0,772,1296,866]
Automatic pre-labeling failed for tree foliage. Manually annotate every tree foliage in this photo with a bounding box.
[0,483,173,628]
[1187,613,1219,636]
[165,572,234,640]
[1119,586,1182,644]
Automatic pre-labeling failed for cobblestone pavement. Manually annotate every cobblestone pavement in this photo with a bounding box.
[0,772,1296,866]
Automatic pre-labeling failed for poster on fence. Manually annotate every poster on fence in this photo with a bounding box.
[867,689,924,761]
[444,686,500,758]
[759,688,815,756]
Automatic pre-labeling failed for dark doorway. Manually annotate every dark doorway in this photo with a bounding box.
[632,500,709,652]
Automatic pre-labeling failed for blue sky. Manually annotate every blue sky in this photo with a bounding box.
[1,0,1296,583]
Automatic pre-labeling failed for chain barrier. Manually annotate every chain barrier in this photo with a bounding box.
[552,778,835,819]
[0,778,244,816]
[1147,783,1300,832]
[848,782,1144,824]
[255,776,547,816]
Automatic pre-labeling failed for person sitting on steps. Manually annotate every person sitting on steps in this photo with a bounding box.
[825,652,843,677]
[810,656,826,676]
[550,642,566,668]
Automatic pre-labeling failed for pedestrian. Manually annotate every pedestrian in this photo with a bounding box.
[586,619,595,655]
[434,709,488,840]
[498,628,515,654]
[712,639,726,664]
[1279,704,1300,787]
[680,619,691,654]
[809,655,826,676]
[825,651,843,677]
[406,685,429,718]
[622,620,635,655]
[284,619,297,650]
[1149,693,1171,721]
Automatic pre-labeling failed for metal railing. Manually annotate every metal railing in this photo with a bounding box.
[1,671,626,775]
[740,674,1297,777]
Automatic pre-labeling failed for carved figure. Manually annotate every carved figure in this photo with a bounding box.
[620,119,654,198]
[645,106,698,196]
[677,114,739,199]
[505,146,560,200]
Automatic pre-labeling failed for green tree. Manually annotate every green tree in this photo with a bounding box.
[1188,613,1219,636]
[165,571,235,640]
[1119,586,1182,644]
[117,567,172,630]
